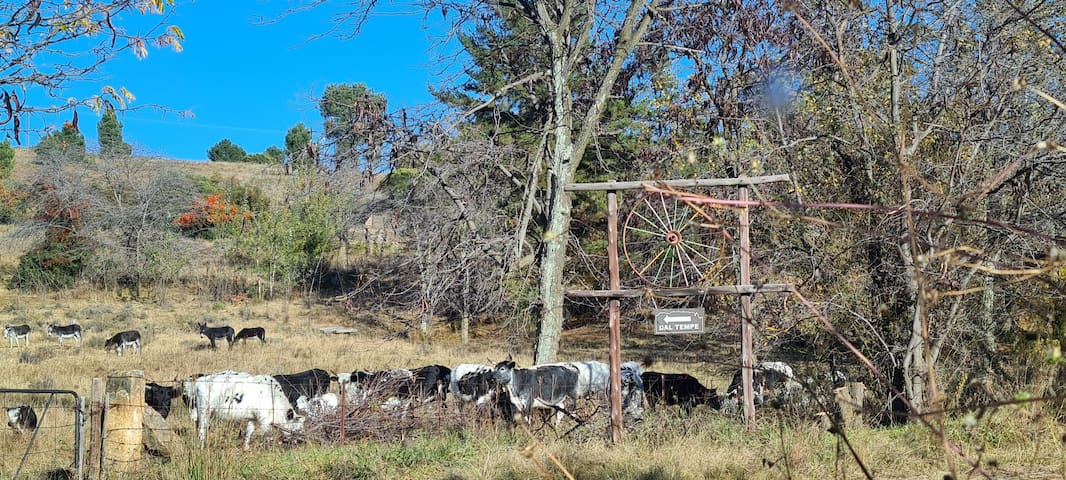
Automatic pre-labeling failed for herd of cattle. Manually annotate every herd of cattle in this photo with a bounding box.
[3,321,841,449]
[123,359,822,449]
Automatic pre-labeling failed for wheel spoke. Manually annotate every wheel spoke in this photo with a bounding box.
[623,192,728,288]
[633,247,669,277]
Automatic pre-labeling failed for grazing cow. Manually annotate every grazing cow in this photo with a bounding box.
[450,364,496,408]
[344,368,413,408]
[145,382,178,419]
[3,324,30,347]
[406,364,451,404]
[548,361,609,398]
[197,323,234,349]
[726,361,803,407]
[641,371,721,414]
[449,363,514,421]
[104,330,141,356]
[6,405,37,433]
[493,358,579,425]
[46,323,82,346]
[550,360,645,421]
[347,365,451,410]
[234,327,266,344]
[186,370,304,449]
[272,369,332,407]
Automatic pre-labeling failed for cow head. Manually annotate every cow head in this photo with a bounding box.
[492,359,516,385]
[702,387,722,410]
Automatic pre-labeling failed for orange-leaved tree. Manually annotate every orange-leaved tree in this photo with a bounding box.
[172,193,253,239]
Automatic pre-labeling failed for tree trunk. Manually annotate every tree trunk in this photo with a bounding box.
[533,43,575,364]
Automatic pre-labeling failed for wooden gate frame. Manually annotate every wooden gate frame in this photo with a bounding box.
[563,174,794,442]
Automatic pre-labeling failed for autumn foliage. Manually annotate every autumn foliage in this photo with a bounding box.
[173,192,254,237]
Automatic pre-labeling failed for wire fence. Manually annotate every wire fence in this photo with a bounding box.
[0,388,84,480]
[67,364,842,478]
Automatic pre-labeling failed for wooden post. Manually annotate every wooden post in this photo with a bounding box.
[88,378,104,480]
[739,187,756,427]
[104,371,144,472]
[607,191,623,444]
[835,382,866,430]
[339,382,347,444]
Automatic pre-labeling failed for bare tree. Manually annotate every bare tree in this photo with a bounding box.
[0,0,184,142]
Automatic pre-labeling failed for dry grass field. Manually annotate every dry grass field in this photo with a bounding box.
[0,151,1062,479]
[0,284,1060,480]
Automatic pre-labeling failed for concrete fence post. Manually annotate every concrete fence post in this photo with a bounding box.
[104,370,144,472]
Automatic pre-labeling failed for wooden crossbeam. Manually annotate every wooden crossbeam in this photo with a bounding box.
[565,284,794,298]
[563,174,791,192]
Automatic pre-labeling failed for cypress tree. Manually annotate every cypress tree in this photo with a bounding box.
[97,109,133,158]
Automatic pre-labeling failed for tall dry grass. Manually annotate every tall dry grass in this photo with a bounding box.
[0,270,1063,479]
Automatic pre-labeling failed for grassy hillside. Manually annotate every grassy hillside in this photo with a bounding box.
[0,149,1061,479]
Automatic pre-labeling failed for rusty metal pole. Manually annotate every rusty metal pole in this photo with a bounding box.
[607,191,623,444]
[739,187,756,427]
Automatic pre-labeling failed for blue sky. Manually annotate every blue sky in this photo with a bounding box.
[22,2,449,162]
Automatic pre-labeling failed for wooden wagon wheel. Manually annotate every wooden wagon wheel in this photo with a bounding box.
[621,192,730,288]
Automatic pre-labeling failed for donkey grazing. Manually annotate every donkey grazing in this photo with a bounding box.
[197,323,234,349]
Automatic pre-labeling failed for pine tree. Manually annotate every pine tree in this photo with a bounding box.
[284,123,314,172]
[97,109,133,158]
[35,124,87,164]
[207,139,247,162]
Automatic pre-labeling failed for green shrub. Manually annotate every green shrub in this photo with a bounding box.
[10,237,93,290]
[381,167,420,192]
[0,139,14,178]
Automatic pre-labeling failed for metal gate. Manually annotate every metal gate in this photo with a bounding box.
[0,388,85,480]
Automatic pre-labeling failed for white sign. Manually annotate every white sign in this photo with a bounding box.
[654,308,705,335]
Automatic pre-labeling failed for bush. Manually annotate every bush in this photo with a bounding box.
[0,139,14,178]
[381,167,420,192]
[0,183,28,224]
[10,237,93,291]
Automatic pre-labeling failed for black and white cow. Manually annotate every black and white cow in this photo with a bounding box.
[234,327,266,344]
[197,323,234,349]
[185,370,304,449]
[46,323,82,346]
[104,330,141,356]
[725,361,803,407]
[641,371,721,414]
[449,363,497,409]
[547,360,645,421]
[3,324,30,347]
[272,369,332,407]
[493,358,579,425]
[6,405,38,433]
[449,363,513,420]
[145,382,178,419]
[344,365,451,410]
